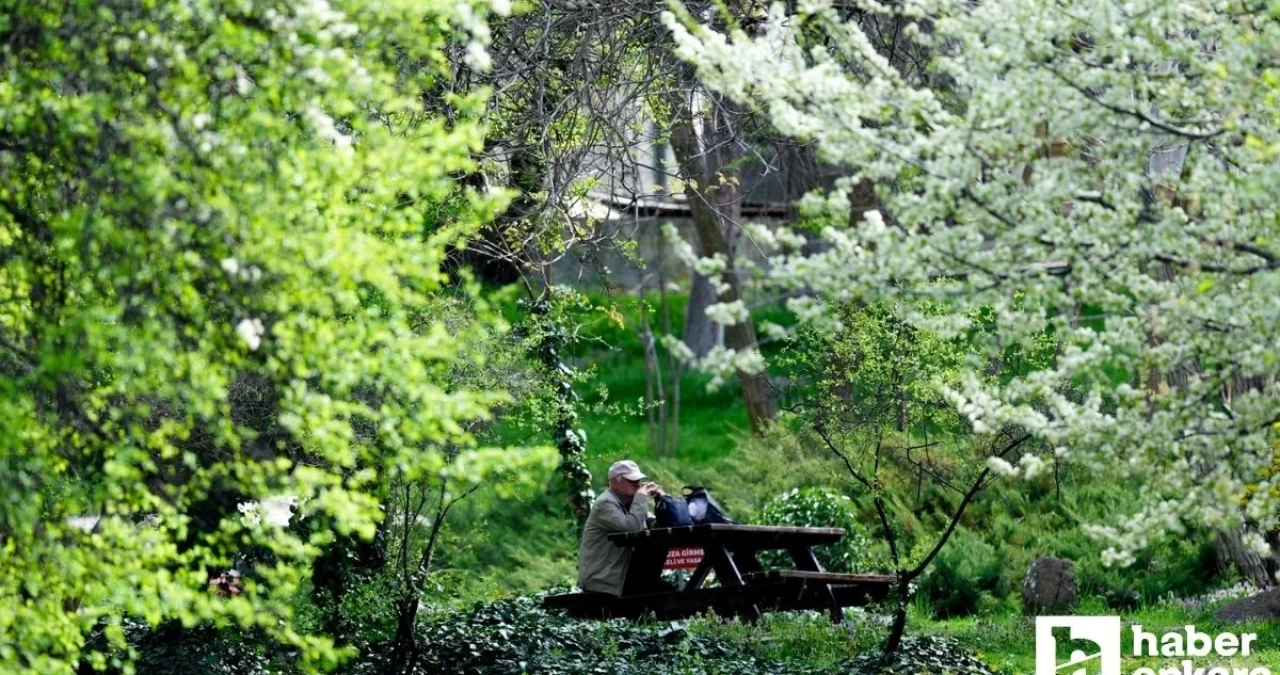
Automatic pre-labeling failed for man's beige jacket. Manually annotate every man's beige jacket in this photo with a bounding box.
[577,488,649,596]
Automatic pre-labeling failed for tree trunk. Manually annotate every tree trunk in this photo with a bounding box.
[883,581,911,660]
[388,596,419,674]
[664,76,776,434]
[683,271,720,358]
[1216,528,1276,589]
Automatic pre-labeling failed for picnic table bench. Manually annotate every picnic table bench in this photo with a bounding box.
[542,523,896,624]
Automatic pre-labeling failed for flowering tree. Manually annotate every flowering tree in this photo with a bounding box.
[665,0,1280,572]
[0,1,553,672]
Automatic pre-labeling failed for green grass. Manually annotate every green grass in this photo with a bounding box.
[672,594,1280,675]
[918,596,1280,674]
[444,287,776,594]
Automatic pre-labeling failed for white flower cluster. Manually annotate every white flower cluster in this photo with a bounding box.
[660,334,696,364]
[741,222,776,252]
[238,495,300,528]
[986,453,1048,479]
[664,222,698,267]
[705,299,749,326]
[687,345,768,391]
[667,0,1280,563]
[451,0,513,72]
[220,257,262,283]
[236,317,266,351]
[305,103,353,154]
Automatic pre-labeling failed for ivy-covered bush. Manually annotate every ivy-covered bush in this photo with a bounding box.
[77,620,279,675]
[847,636,996,675]
[345,595,996,675]
[759,488,874,573]
[354,595,801,675]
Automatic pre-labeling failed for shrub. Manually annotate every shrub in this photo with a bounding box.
[351,596,995,675]
[917,528,1003,619]
[759,488,875,573]
[91,621,277,675]
[1072,538,1222,610]
[363,595,812,675]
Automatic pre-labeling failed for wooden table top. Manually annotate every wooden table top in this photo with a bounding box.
[608,523,846,548]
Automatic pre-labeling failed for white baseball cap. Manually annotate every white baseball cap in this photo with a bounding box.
[607,459,647,482]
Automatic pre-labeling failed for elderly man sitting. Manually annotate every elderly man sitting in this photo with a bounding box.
[577,459,668,596]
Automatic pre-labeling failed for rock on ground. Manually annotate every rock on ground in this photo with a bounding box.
[1022,557,1077,615]
[1214,587,1280,624]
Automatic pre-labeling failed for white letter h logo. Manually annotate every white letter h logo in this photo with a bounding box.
[1036,616,1121,675]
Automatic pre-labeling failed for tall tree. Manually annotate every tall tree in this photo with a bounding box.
[462,1,781,436]
[668,0,1280,570]
[665,72,778,432]
[0,1,551,672]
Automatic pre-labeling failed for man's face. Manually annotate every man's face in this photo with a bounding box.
[610,476,642,500]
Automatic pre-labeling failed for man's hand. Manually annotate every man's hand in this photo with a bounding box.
[640,482,665,497]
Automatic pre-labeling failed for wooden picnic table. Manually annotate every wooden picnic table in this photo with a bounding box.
[543,523,896,624]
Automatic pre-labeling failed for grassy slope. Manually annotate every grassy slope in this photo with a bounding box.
[441,289,809,596]
[921,598,1280,674]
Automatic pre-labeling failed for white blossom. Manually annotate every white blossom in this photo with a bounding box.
[1243,530,1272,557]
[705,299,750,326]
[238,495,299,528]
[667,0,1280,563]
[761,321,790,341]
[742,222,778,253]
[465,42,492,72]
[236,318,265,351]
[305,103,353,154]
[986,456,1018,477]
[234,67,254,95]
[1018,454,1047,480]
[862,209,885,235]
[692,253,727,277]
[660,334,696,363]
[663,222,698,267]
[773,227,807,251]
[732,349,766,376]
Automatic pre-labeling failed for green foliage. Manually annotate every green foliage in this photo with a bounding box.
[0,1,554,672]
[847,636,995,675]
[98,622,277,675]
[974,476,1224,611]
[777,301,978,438]
[343,595,993,675]
[434,473,581,596]
[913,467,1228,619]
[759,488,874,573]
[688,610,885,670]
[368,595,795,675]
[917,529,1004,619]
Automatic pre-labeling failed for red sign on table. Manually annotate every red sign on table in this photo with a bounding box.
[663,546,704,570]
